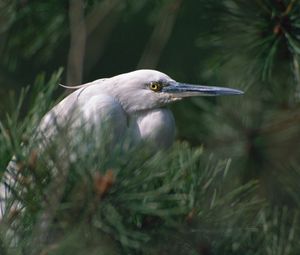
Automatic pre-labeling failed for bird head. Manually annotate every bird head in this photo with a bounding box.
[112,70,243,113]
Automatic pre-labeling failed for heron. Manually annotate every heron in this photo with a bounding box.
[0,69,243,219]
[37,69,243,150]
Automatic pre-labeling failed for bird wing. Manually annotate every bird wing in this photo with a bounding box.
[37,92,128,149]
[78,94,128,146]
[0,93,128,218]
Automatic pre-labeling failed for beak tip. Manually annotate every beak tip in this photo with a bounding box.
[234,90,244,95]
[214,88,244,96]
[219,87,244,96]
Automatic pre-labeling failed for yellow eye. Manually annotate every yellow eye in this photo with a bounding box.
[149,82,162,92]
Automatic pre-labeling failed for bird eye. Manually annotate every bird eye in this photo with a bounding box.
[149,82,163,92]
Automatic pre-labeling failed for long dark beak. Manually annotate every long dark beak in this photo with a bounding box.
[162,81,244,97]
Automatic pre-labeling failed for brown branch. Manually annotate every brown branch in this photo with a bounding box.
[84,0,124,75]
[85,0,122,36]
[67,0,86,85]
[137,0,182,69]
[282,0,297,16]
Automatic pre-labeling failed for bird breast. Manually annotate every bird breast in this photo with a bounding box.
[132,108,176,149]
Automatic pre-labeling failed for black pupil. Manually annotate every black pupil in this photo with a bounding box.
[151,83,160,90]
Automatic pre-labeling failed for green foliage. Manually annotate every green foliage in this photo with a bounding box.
[0,1,68,71]
[195,0,300,83]
[1,0,300,254]
[0,69,63,173]
[172,0,300,203]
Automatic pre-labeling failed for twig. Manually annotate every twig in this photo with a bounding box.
[84,0,124,75]
[137,0,182,69]
[67,0,86,85]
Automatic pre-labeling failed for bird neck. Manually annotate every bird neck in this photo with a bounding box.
[129,108,175,150]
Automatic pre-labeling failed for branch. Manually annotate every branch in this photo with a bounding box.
[67,0,86,85]
[137,0,182,69]
[84,0,124,75]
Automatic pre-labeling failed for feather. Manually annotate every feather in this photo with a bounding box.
[59,78,108,90]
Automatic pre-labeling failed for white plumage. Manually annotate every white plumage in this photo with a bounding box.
[36,69,242,149]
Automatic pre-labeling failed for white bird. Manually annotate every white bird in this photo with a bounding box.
[37,69,243,150]
[0,69,243,219]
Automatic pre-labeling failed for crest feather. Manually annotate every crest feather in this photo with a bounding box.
[59,78,108,90]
